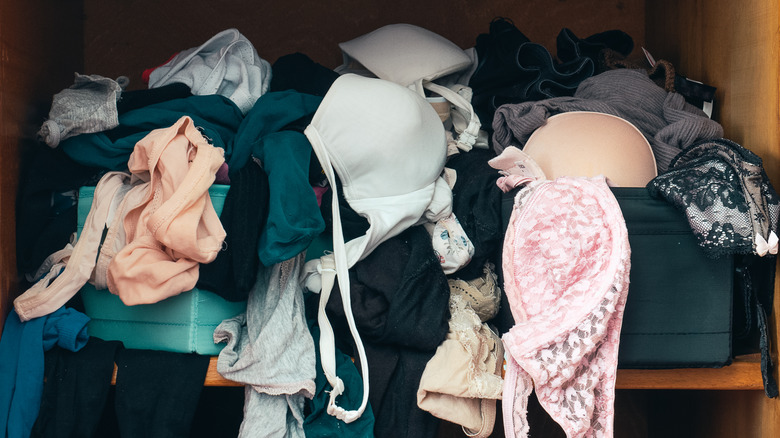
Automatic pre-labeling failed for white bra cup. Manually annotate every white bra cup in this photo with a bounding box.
[338,23,472,87]
[522,111,657,187]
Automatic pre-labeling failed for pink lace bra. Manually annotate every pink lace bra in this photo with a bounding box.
[501,176,631,437]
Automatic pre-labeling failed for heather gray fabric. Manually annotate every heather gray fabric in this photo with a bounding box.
[39,73,126,147]
[147,28,272,114]
[492,68,724,173]
[238,388,307,438]
[214,253,316,438]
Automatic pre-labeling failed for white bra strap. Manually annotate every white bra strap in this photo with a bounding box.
[424,81,481,151]
[307,126,370,423]
[317,256,368,424]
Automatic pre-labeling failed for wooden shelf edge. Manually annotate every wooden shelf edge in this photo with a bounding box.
[111,354,766,390]
[616,355,764,390]
[110,357,242,387]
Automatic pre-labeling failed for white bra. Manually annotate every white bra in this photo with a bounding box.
[336,23,483,151]
[303,73,451,422]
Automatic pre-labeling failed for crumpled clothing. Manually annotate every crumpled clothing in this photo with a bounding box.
[487,146,547,192]
[501,176,631,438]
[59,94,243,171]
[14,172,134,321]
[39,73,127,147]
[469,19,614,133]
[0,307,90,438]
[446,148,505,280]
[148,28,272,114]
[447,261,502,323]
[647,138,780,258]
[424,213,475,275]
[107,116,226,304]
[304,323,376,438]
[214,253,316,438]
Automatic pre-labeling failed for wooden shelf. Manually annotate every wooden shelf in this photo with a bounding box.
[110,354,765,390]
[615,354,764,390]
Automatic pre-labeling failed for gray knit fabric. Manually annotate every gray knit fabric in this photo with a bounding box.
[214,253,316,438]
[38,73,126,148]
[239,388,307,438]
[492,68,724,173]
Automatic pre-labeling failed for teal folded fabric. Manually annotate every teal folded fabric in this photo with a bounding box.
[255,129,325,265]
[229,90,322,172]
[59,94,243,170]
[231,91,325,265]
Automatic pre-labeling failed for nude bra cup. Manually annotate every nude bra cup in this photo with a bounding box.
[522,111,657,187]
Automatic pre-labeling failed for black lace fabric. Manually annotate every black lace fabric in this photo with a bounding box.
[647,138,780,259]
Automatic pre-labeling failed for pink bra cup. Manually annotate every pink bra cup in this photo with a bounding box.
[501,176,631,438]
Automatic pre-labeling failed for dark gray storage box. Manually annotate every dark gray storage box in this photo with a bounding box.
[499,186,734,368]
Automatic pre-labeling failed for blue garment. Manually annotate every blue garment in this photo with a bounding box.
[228,90,322,173]
[59,95,244,170]
[233,91,325,265]
[0,308,89,438]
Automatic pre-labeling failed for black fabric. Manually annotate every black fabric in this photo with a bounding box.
[319,177,370,243]
[16,143,103,279]
[446,148,504,280]
[327,225,450,349]
[271,52,340,97]
[365,344,440,438]
[674,74,717,109]
[116,83,192,115]
[492,190,518,335]
[734,254,779,397]
[190,387,245,438]
[31,338,123,438]
[469,17,531,95]
[556,27,634,73]
[114,349,209,438]
[468,18,597,134]
[198,160,269,300]
[325,225,449,438]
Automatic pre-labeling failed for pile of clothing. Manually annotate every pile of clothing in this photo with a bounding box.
[3,18,778,438]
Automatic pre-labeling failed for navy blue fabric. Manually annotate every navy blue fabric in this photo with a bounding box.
[0,307,89,438]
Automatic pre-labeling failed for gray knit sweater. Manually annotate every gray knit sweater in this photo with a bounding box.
[491,68,724,173]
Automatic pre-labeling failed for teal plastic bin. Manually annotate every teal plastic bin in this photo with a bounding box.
[77,184,246,355]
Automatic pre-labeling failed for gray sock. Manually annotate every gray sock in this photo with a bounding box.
[39,73,127,147]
